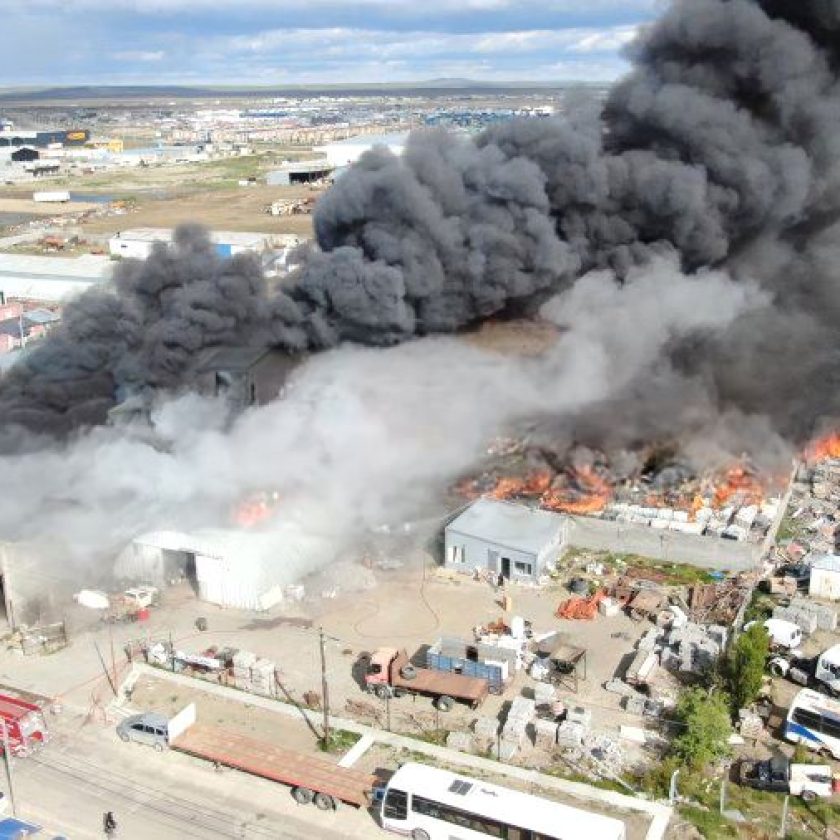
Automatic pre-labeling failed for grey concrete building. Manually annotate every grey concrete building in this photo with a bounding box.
[444,498,566,583]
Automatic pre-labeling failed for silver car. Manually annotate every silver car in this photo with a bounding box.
[116,712,169,751]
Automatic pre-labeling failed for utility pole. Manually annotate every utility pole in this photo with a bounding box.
[1,718,18,817]
[319,627,330,746]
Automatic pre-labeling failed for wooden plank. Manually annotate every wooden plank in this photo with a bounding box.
[172,724,375,806]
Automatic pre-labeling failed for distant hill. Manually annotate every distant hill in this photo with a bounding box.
[0,81,607,103]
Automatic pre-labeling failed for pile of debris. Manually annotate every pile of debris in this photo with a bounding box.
[783,449,840,557]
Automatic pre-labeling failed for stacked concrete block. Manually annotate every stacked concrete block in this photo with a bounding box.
[664,622,725,675]
[773,604,818,635]
[623,695,647,716]
[584,732,625,773]
[232,650,257,692]
[473,716,500,753]
[605,678,637,696]
[566,706,592,729]
[738,709,764,740]
[446,731,475,754]
[500,696,535,758]
[790,597,837,632]
[251,658,276,697]
[533,682,556,708]
[556,721,585,747]
[638,628,663,651]
[534,719,559,749]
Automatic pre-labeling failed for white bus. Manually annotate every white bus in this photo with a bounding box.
[784,688,840,760]
[379,762,626,840]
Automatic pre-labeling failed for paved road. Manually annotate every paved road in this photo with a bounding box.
[4,710,378,840]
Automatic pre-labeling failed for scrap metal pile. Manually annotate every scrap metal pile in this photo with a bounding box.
[455,440,785,543]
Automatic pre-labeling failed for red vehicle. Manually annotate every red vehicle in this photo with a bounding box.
[364,648,489,711]
[0,692,49,757]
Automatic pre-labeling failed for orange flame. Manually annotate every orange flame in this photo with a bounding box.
[711,466,766,508]
[804,431,840,463]
[234,493,277,527]
[540,465,612,515]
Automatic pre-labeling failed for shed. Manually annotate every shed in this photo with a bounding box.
[444,498,566,583]
[118,526,333,611]
[809,554,840,601]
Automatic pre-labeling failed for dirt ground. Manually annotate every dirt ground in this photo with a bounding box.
[0,197,98,217]
[78,184,319,237]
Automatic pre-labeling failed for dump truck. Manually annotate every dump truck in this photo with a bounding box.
[364,647,489,711]
[0,691,49,757]
[120,703,375,810]
[738,757,836,800]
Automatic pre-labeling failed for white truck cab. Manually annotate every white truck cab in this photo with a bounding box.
[815,643,840,696]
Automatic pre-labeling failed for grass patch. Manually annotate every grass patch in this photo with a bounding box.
[561,548,719,585]
[318,729,362,754]
[679,805,739,838]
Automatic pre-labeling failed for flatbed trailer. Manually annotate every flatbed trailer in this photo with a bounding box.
[171,722,375,809]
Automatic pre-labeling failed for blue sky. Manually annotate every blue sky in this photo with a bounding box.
[0,1,660,87]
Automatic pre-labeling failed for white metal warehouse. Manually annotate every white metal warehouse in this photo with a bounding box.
[118,527,333,611]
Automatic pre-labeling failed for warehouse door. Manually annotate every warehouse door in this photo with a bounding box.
[501,557,511,579]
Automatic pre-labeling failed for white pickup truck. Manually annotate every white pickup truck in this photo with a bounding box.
[739,758,835,800]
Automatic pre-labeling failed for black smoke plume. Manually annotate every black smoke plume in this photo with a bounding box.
[1,0,839,447]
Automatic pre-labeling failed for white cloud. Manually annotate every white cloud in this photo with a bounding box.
[111,49,165,61]
[568,25,639,53]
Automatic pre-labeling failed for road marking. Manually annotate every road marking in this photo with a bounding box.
[337,733,374,768]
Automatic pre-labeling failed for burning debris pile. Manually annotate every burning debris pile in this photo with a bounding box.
[455,441,785,543]
[781,429,840,559]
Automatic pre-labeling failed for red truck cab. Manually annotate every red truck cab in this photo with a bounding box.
[0,692,49,757]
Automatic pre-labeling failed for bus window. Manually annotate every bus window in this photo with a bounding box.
[383,789,408,820]
[822,716,840,739]
[793,708,822,730]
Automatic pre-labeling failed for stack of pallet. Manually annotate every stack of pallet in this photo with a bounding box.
[233,650,257,692]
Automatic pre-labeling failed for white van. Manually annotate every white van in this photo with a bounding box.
[745,618,803,650]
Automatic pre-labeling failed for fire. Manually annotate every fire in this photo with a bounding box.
[233,491,278,527]
[488,470,552,499]
[540,466,612,515]
[804,431,840,463]
[710,465,766,508]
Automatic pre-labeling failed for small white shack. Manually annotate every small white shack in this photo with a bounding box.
[809,554,840,601]
[444,498,566,584]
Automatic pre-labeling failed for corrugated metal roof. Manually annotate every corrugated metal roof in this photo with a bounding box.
[111,228,271,247]
[446,498,564,555]
[812,554,840,573]
[0,253,112,279]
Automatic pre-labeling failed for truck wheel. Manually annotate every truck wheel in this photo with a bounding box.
[435,695,454,712]
[118,731,130,742]
[314,792,336,810]
[488,684,502,696]
[400,665,417,681]
[412,830,431,840]
[292,787,314,805]
[801,790,817,802]
[153,741,165,752]
[375,685,392,700]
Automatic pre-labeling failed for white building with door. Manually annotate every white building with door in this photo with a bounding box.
[444,498,566,584]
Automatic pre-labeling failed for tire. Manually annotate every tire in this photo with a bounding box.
[435,695,454,712]
[488,683,502,696]
[153,741,164,752]
[801,790,817,802]
[118,731,130,743]
[412,830,431,840]
[400,665,417,681]
[292,787,314,805]
[375,684,392,700]
[314,792,335,810]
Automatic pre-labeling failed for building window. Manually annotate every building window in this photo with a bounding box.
[514,561,532,575]
[449,545,465,564]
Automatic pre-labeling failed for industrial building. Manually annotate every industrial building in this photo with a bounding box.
[109,228,275,260]
[0,128,90,148]
[117,528,333,611]
[192,346,301,410]
[444,498,566,584]
[0,253,113,302]
[266,159,334,186]
[315,132,409,168]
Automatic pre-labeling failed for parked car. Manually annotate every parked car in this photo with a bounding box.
[116,712,169,750]
[738,758,834,801]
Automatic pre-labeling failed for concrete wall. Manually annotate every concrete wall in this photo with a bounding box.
[444,529,541,582]
[564,515,762,571]
[809,568,840,601]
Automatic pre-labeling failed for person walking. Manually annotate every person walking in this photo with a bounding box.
[103,811,117,838]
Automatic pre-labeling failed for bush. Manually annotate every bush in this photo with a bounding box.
[723,624,770,715]
[670,688,732,770]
